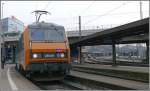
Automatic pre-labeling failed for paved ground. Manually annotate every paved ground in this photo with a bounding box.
[70,70,149,90]
[0,62,40,90]
[0,63,11,91]
[73,63,149,73]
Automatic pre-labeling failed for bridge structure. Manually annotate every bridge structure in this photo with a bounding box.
[67,29,102,43]
[69,17,149,65]
[67,29,104,62]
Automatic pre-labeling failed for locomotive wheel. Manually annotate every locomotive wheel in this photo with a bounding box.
[66,69,70,75]
[19,65,25,76]
[63,69,70,76]
[25,72,31,79]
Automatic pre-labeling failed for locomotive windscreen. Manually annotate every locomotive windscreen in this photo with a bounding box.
[29,26,66,42]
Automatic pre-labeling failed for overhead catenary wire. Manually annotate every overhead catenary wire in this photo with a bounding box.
[43,1,52,10]
[34,1,39,11]
[49,10,148,21]
[31,1,148,30]
[78,1,95,16]
[83,1,130,25]
[37,1,138,26]
[78,11,149,18]
[36,9,147,29]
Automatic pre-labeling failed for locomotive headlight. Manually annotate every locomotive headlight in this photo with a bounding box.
[32,53,42,58]
[60,53,65,58]
[33,54,38,58]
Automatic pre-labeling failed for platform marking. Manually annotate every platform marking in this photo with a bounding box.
[7,68,18,90]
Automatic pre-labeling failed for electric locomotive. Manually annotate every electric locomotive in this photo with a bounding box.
[16,22,71,78]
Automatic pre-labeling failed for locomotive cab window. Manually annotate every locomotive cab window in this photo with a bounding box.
[30,29,45,41]
[29,26,66,42]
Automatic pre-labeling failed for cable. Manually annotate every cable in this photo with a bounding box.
[83,11,148,17]
[83,1,130,25]
[78,1,95,16]
[43,1,52,10]
[35,1,38,10]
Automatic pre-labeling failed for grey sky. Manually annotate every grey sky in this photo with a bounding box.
[2,1,149,31]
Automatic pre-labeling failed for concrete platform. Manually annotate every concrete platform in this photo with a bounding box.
[0,63,40,90]
[70,70,149,90]
[72,63,149,73]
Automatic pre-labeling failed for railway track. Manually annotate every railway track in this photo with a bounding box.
[16,66,148,90]
[32,76,112,90]
[15,68,82,90]
[64,75,112,90]
[30,74,115,90]
[32,80,83,90]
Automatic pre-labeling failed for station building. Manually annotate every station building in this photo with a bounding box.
[0,16,24,64]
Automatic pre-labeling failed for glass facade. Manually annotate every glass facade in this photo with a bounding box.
[0,16,24,33]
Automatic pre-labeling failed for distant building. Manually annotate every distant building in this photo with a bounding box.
[0,16,24,33]
[0,16,23,44]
